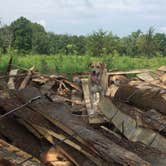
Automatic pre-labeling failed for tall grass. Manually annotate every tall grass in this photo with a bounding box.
[0,53,166,74]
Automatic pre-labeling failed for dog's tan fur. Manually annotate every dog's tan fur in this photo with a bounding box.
[89,62,106,115]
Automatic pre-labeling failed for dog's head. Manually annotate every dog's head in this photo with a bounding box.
[89,62,106,83]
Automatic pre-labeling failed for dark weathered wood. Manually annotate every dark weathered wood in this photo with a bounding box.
[0,139,44,166]
[113,101,166,135]
[142,109,166,133]
[0,116,43,158]
[32,124,97,166]
[99,96,166,153]
[15,87,150,166]
[0,92,98,166]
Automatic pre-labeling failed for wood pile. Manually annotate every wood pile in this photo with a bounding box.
[0,64,166,166]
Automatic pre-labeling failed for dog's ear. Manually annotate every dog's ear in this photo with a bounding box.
[100,62,106,69]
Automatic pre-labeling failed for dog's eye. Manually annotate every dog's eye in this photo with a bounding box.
[96,66,100,68]
[91,65,94,68]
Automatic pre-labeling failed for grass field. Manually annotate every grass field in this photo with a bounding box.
[0,54,166,74]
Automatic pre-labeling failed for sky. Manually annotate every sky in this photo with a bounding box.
[0,0,166,36]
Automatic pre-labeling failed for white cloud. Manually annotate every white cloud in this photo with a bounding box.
[0,0,166,35]
[159,27,166,33]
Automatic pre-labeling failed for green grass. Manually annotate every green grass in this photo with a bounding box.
[0,54,166,74]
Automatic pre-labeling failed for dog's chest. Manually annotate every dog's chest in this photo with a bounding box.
[91,84,103,94]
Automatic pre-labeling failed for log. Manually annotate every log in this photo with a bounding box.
[15,87,150,166]
[19,66,35,90]
[108,84,166,115]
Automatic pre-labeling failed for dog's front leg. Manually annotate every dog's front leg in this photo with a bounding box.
[89,93,95,116]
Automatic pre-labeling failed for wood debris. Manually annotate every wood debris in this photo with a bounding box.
[0,64,166,165]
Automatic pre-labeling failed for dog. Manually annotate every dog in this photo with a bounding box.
[89,62,107,115]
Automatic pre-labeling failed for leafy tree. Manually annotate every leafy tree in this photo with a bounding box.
[10,17,32,52]
[31,23,49,54]
[136,27,157,56]
[154,33,166,55]
[87,30,108,56]
[121,30,141,56]
[0,25,13,53]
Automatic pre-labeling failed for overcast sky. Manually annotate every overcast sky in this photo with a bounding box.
[1,0,166,36]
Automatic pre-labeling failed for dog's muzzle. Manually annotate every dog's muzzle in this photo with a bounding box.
[91,71,100,83]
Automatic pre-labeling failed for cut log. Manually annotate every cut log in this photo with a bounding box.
[15,87,150,166]
[0,139,44,166]
[19,66,35,90]
[108,84,166,115]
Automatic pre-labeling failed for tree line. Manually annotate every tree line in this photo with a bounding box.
[0,17,166,56]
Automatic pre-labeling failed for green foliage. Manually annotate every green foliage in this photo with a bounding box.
[10,17,32,52]
[0,53,166,74]
[0,17,166,57]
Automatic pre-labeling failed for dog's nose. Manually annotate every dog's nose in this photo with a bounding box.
[92,70,96,74]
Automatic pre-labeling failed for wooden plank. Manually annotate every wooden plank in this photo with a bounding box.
[108,69,152,75]
[99,96,166,153]
[0,139,43,166]
[0,115,42,158]
[81,78,106,124]
[32,123,98,166]
[158,66,166,72]
[0,93,98,165]
[7,69,18,89]
[137,72,155,82]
